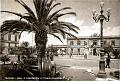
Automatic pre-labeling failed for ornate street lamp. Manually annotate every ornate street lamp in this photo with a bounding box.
[92,2,111,78]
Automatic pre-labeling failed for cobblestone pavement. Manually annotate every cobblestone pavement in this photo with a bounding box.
[54,55,120,81]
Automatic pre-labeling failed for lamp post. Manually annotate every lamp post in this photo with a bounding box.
[92,2,111,78]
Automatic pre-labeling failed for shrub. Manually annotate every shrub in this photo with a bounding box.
[23,58,38,66]
[110,70,120,79]
[0,65,10,80]
[113,49,120,59]
[0,55,10,64]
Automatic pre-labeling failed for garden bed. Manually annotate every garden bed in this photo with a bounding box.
[0,64,72,81]
[110,70,120,79]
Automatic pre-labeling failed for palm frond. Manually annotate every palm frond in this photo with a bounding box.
[44,3,61,21]
[18,30,24,39]
[47,0,56,8]
[12,29,20,34]
[1,20,31,33]
[54,28,66,39]
[42,0,48,8]
[0,31,9,35]
[44,0,49,7]
[46,12,76,24]
[56,12,76,18]
[46,7,72,22]
[15,0,36,18]
[51,26,78,39]
[49,33,64,44]
[47,3,61,15]
[33,0,43,21]
[58,29,78,39]
[1,11,23,17]
[23,68,34,76]
[59,22,79,34]
[1,11,36,23]
[60,22,80,30]
[20,15,35,23]
[50,21,79,33]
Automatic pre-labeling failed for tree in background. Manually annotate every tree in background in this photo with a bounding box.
[8,47,21,61]
[113,49,120,59]
[103,43,113,56]
[0,55,10,65]
[20,41,31,58]
[103,42,120,59]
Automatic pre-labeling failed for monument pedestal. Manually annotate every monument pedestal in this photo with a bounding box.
[97,55,107,78]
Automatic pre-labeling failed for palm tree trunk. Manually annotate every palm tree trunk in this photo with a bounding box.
[35,31,47,77]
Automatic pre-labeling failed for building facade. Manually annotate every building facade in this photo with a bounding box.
[53,36,120,55]
[0,31,19,54]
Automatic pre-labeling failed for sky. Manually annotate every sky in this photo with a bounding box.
[0,0,120,46]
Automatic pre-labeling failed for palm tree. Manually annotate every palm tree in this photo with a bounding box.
[1,0,79,76]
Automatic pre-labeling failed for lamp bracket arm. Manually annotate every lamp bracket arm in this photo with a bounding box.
[105,17,110,22]
[95,19,99,23]
[95,16,100,22]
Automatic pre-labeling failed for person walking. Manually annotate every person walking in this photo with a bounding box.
[84,53,87,59]
[106,55,111,68]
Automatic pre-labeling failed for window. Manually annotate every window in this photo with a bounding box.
[78,48,80,55]
[1,34,4,40]
[15,35,17,41]
[11,34,15,41]
[15,44,19,47]
[15,43,17,47]
[64,48,66,52]
[103,40,106,45]
[77,40,81,45]
[4,34,8,40]
[84,41,87,45]
[111,40,115,46]
[8,34,11,41]
[4,43,9,47]
[93,40,97,45]
[70,41,74,45]
[10,43,15,47]
[17,35,19,41]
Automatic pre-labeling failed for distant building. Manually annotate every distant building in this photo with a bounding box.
[0,31,19,54]
[53,35,120,55]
